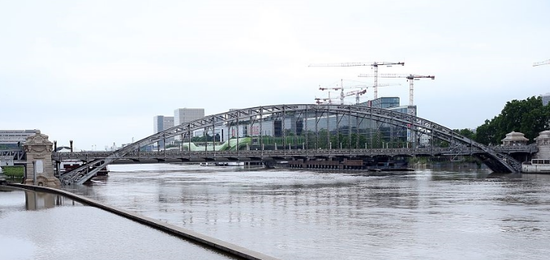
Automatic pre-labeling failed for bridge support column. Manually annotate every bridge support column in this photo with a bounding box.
[23,131,61,188]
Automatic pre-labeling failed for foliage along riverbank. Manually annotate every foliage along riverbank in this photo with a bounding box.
[1,166,24,178]
[455,96,550,145]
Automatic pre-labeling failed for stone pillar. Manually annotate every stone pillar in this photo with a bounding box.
[23,131,61,187]
[535,130,550,159]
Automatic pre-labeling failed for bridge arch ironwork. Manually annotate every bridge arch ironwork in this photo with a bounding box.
[60,104,521,185]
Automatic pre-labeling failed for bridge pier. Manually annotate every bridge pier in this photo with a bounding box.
[23,131,61,188]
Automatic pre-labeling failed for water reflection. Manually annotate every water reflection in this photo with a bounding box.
[24,190,79,210]
[0,187,80,212]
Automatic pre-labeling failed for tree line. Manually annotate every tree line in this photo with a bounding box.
[455,96,550,145]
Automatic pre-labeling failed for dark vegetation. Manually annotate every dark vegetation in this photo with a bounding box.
[2,166,24,177]
[455,96,550,145]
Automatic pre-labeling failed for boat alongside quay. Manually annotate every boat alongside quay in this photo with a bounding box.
[287,158,413,172]
[522,159,550,173]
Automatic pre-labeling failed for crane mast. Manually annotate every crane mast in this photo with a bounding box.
[533,59,550,67]
[317,79,399,105]
[318,79,345,104]
[358,73,435,105]
[314,97,337,105]
[317,89,367,105]
[309,61,405,99]
[346,89,367,104]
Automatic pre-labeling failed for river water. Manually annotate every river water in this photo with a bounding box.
[54,164,550,260]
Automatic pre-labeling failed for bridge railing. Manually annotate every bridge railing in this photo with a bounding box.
[490,144,538,154]
[53,146,490,163]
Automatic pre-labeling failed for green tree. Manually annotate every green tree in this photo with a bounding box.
[474,96,550,145]
[454,128,476,140]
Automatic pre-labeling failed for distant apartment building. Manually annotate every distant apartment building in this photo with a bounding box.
[174,108,205,126]
[542,93,550,106]
[0,130,40,165]
[153,116,174,149]
[0,130,40,149]
[153,116,174,133]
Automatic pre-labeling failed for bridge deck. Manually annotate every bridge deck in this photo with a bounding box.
[53,147,486,163]
[52,145,537,164]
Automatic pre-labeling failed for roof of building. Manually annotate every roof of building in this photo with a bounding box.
[535,130,550,140]
[501,131,529,142]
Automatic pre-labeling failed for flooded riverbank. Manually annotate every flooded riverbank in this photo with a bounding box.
[0,186,235,260]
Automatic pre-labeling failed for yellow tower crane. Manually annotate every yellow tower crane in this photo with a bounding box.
[358,73,435,105]
[309,62,405,99]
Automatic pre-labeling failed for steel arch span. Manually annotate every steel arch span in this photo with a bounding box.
[60,104,521,185]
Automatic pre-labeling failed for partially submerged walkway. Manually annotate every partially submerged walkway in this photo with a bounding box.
[7,183,278,260]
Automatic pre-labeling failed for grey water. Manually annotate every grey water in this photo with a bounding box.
[60,164,550,259]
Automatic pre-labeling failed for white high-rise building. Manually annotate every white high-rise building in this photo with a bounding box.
[0,130,40,147]
[174,108,205,126]
[153,116,174,149]
[542,93,550,106]
[153,116,174,133]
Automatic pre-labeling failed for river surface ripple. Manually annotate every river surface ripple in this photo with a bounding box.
[64,164,550,260]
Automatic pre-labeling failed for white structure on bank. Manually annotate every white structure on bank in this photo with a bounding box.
[534,130,550,159]
[521,130,550,173]
[501,131,529,146]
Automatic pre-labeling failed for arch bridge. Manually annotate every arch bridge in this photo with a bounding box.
[1,149,26,165]
[58,104,524,185]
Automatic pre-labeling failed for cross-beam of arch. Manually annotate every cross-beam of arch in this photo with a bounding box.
[54,146,72,152]
[60,104,520,185]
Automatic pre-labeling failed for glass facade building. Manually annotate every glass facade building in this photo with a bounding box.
[166,98,423,150]
[366,97,400,109]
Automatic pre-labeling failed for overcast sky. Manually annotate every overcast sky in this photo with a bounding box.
[1,0,549,151]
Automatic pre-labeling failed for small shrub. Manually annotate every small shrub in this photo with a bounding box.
[2,166,24,177]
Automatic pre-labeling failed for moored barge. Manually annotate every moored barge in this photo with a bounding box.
[287,158,413,172]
